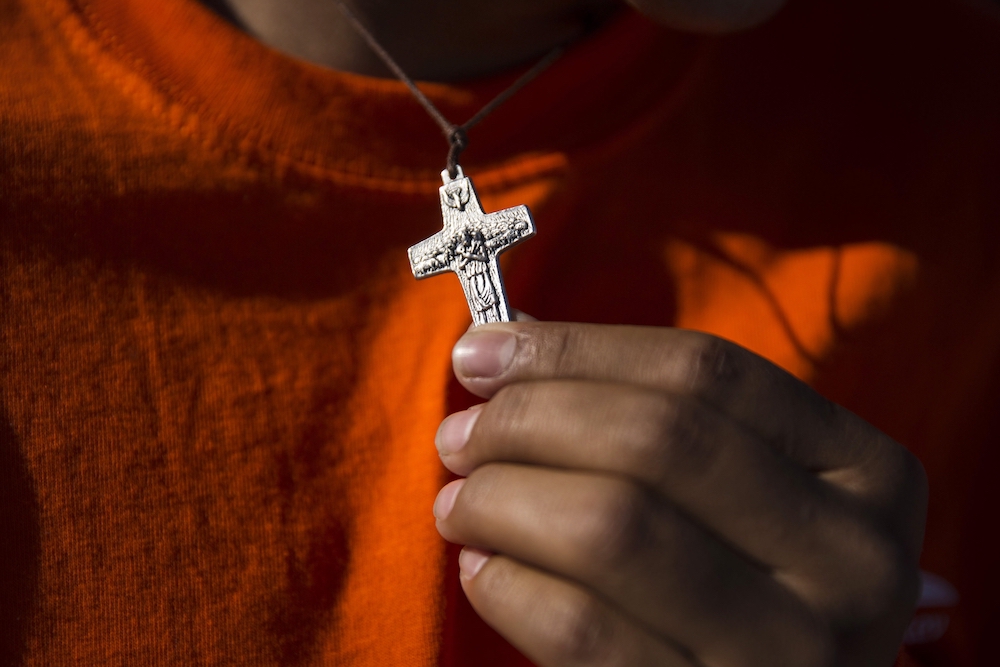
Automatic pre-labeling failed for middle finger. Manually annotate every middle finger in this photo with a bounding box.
[437,380,869,582]
[435,464,829,667]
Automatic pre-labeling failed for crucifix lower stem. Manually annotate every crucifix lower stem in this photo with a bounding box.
[408,167,536,326]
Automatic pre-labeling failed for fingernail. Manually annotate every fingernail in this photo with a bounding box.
[436,406,483,455]
[453,331,517,378]
[433,479,465,520]
[459,547,491,579]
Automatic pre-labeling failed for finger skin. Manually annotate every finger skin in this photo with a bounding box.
[446,322,927,666]
[452,322,927,547]
[438,464,831,667]
[438,380,901,605]
[460,550,698,667]
[454,323,864,470]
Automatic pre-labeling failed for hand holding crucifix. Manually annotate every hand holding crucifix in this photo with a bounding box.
[433,322,928,667]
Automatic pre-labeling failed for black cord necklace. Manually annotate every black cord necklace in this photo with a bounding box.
[337,2,566,179]
[337,2,566,325]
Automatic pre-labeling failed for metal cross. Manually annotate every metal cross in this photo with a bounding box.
[408,167,536,326]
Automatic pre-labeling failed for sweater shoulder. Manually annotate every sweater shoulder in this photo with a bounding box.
[0,0,213,201]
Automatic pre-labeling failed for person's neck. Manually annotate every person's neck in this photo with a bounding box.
[200,0,620,81]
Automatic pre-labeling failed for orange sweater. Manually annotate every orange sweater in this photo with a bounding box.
[1,0,998,665]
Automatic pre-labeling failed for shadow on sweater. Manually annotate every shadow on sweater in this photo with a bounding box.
[0,415,40,666]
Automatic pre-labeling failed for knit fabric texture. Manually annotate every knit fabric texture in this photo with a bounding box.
[1,0,998,664]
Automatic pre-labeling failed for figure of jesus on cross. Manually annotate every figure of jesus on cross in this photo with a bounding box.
[408,167,536,326]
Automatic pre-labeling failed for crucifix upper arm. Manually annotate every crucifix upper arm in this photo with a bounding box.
[408,231,453,279]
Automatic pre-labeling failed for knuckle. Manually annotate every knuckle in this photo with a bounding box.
[615,397,673,483]
[470,552,507,598]
[644,397,718,483]
[748,600,836,667]
[462,463,507,507]
[862,538,920,617]
[531,323,578,377]
[875,441,929,556]
[828,521,919,622]
[579,483,654,573]
[678,335,742,396]
[489,383,535,434]
[622,395,718,487]
[547,595,618,666]
[471,554,517,607]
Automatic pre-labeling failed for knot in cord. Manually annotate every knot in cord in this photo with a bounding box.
[446,127,469,179]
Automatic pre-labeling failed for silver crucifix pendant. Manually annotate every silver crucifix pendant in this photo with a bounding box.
[408,166,536,326]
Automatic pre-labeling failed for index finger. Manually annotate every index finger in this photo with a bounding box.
[452,323,914,495]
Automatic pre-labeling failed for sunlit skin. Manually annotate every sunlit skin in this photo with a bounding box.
[201,2,928,665]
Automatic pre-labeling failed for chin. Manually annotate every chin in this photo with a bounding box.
[626,0,789,33]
